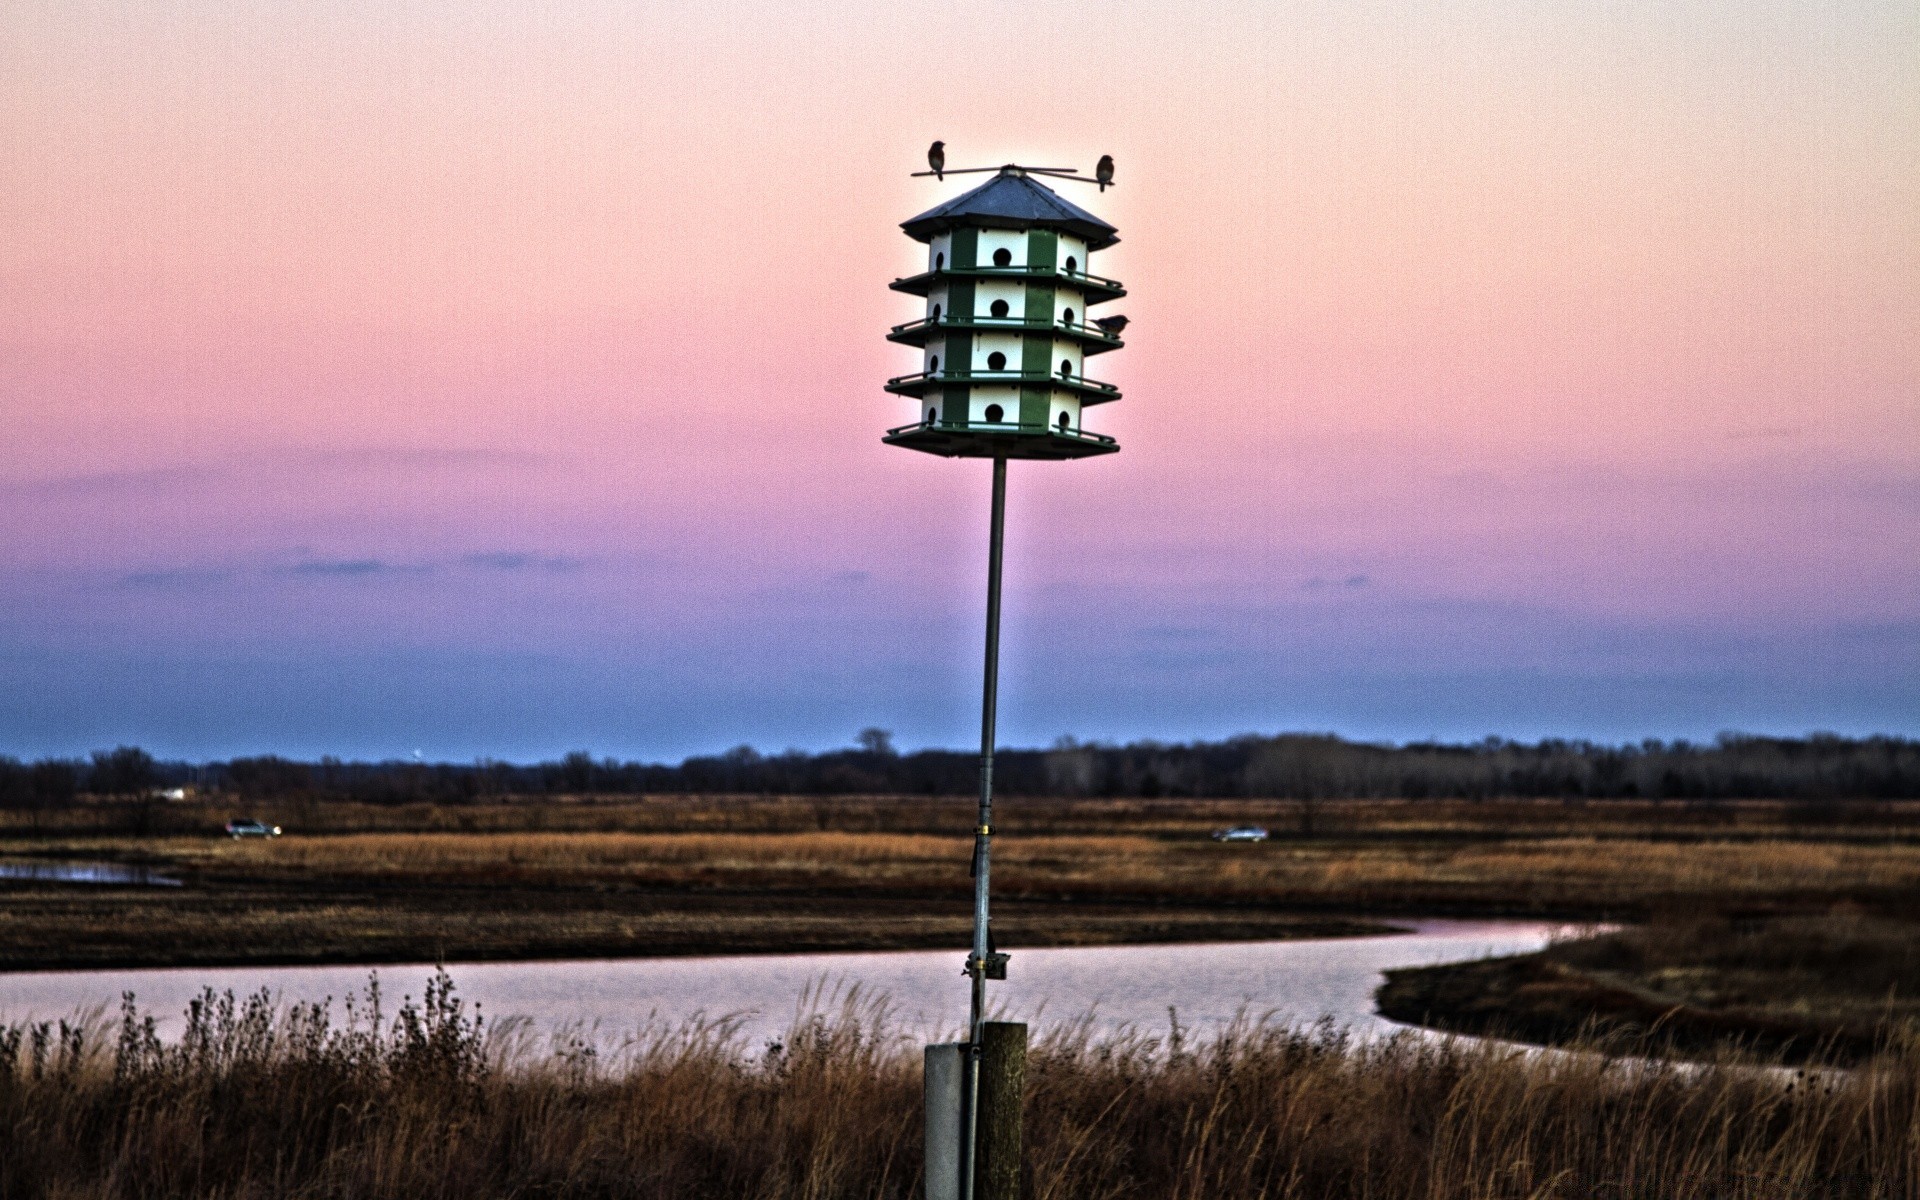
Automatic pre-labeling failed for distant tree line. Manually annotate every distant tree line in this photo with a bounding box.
[2,731,1918,809]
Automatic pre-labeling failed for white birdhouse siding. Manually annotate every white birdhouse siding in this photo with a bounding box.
[968,387,1019,425]
[1050,395,1082,431]
[927,286,948,323]
[974,281,1024,322]
[928,233,952,273]
[1057,236,1087,274]
[1054,289,1085,326]
[973,334,1022,373]
[976,230,1025,269]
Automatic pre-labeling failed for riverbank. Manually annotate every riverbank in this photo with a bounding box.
[0,878,1391,972]
[3,795,1916,980]
[3,970,1913,1199]
[1378,910,1920,1065]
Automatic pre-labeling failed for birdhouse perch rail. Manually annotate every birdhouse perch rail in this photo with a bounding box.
[884,420,1118,446]
[884,367,1120,390]
[886,314,1124,347]
[884,369,1122,397]
[891,264,1128,293]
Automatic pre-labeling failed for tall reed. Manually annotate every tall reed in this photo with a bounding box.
[2,972,1913,1199]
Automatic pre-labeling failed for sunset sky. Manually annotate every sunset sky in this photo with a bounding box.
[3,0,1915,761]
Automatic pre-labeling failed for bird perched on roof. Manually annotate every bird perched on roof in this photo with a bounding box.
[1093,314,1129,334]
[1095,154,1114,191]
[928,141,945,180]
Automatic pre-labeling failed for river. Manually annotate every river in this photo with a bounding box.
[0,919,1559,1048]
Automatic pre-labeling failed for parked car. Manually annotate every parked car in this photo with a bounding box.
[1211,825,1269,843]
[225,818,282,839]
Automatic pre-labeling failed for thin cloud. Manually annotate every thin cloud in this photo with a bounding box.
[2,465,231,499]
[90,551,591,591]
[1135,625,1217,641]
[462,552,586,574]
[296,446,555,471]
[3,446,552,503]
[1303,574,1372,592]
[114,567,233,590]
[276,559,407,578]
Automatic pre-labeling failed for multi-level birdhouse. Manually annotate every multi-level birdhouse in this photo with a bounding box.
[884,168,1125,459]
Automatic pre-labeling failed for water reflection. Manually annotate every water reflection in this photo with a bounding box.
[0,861,181,887]
[0,920,1559,1047]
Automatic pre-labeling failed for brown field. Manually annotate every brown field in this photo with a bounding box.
[14,792,1920,842]
[4,796,1919,972]
[2,971,1914,1199]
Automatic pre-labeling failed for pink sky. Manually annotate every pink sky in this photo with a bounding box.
[2,0,1915,758]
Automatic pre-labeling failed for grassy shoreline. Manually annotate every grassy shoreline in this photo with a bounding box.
[4,968,1915,1199]
[1378,912,1920,1065]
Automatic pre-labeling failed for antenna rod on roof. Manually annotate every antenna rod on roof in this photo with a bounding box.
[1026,170,1108,187]
[910,163,1081,178]
[910,164,1112,188]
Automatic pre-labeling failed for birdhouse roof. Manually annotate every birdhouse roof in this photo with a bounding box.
[901,170,1119,251]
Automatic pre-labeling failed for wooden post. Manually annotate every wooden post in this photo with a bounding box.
[975,1021,1027,1200]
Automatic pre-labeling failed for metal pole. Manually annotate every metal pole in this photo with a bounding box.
[961,453,1008,1200]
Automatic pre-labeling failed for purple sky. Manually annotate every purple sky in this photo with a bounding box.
[2,0,1915,760]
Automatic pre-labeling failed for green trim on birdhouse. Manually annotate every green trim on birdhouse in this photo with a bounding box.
[1021,334,1051,378]
[1026,230,1057,271]
[951,228,978,270]
[1018,385,1050,427]
[944,329,972,380]
[946,279,975,328]
[1023,284,1054,323]
[943,386,969,427]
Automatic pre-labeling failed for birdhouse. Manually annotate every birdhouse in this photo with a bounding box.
[884,168,1125,460]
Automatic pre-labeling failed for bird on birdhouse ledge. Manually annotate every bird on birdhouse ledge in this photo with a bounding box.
[928,141,946,181]
[1095,154,1114,191]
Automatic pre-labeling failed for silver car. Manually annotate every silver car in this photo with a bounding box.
[225,818,282,839]
[1211,825,1269,843]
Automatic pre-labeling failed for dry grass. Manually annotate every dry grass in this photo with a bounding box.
[55,825,1920,916]
[1380,909,1920,1066]
[7,795,1919,972]
[3,972,1916,1199]
[12,794,1920,842]
[1555,910,1920,1042]
[199,830,967,886]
